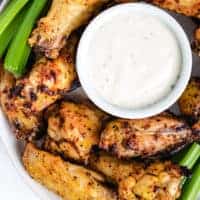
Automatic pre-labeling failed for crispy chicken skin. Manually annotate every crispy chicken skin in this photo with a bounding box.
[147,0,200,18]
[0,36,77,140]
[118,0,200,18]
[99,113,197,159]
[114,0,200,17]
[178,78,200,119]
[29,0,110,58]
[23,143,116,200]
[193,28,200,56]
[192,120,200,134]
[44,101,107,163]
[0,67,43,139]
[90,153,183,200]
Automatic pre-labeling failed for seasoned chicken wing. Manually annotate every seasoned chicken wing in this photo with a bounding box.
[0,36,77,140]
[29,0,110,58]
[99,113,197,159]
[23,143,116,200]
[114,0,200,17]
[44,101,107,163]
[178,78,200,119]
[147,0,200,18]
[90,152,184,200]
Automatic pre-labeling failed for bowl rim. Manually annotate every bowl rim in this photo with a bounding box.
[76,2,192,119]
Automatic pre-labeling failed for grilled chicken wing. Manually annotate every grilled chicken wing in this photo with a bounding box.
[178,78,200,119]
[90,152,184,200]
[192,120,200,134]
[0,36,77,140]
[0,67,43,139]
[114,0,200,17]
[23,143,116,200]
[99,113,197,159]
[29,0,110,58]
[147,0,200,18]
[44,101,107,163]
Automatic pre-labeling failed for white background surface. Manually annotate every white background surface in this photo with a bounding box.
[0,138,37,200]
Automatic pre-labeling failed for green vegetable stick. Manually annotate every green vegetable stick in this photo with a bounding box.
[4,0,48,77]
[178,142,200,186]
[181,163,200,200]
[0,7,27,57]
[0,0,29,36]
[179,143,200,170]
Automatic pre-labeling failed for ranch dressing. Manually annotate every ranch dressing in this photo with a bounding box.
[86,12,181,109]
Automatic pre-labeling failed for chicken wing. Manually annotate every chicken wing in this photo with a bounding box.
[90,152,184,200]
[23,143,116,200]
[29,0,110,58]
[99,113,197,159]
[178,77,200,119]
[44,101,107,163]
[147,0,200,18]
[114,0,200,17]
[0,36,77,140]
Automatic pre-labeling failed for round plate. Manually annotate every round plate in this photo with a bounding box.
[0,1,199,200]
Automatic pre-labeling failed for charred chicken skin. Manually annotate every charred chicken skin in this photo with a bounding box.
[179,77,200,119]
[23,143,117,200]
[192,120,200,134]
[89,152,184,200]
[114,0,200,17]
[0,36,77,140]
[44,101,107,164]
[148,0,200,18]
[29,0,110,59]
[99,113,197,159]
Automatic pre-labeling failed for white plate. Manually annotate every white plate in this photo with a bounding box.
[0,1,200,200]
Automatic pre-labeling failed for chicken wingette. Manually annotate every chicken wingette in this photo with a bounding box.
[44,101,107,163]
[99,113,198,159]
[178,77,200,119]
[29,0,110,59]
[0,36,77,140]
[89,152,184,200]
[22,143,117,200]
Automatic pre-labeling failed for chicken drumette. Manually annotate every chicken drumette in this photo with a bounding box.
[29,0,110,58]
[44,101,107,164]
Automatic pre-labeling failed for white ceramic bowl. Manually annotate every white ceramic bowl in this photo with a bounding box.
[76,3,192,119]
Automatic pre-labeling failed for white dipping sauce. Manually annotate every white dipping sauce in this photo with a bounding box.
[86,12,181,109]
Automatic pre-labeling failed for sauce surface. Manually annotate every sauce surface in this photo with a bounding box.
[86,12,181,109]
